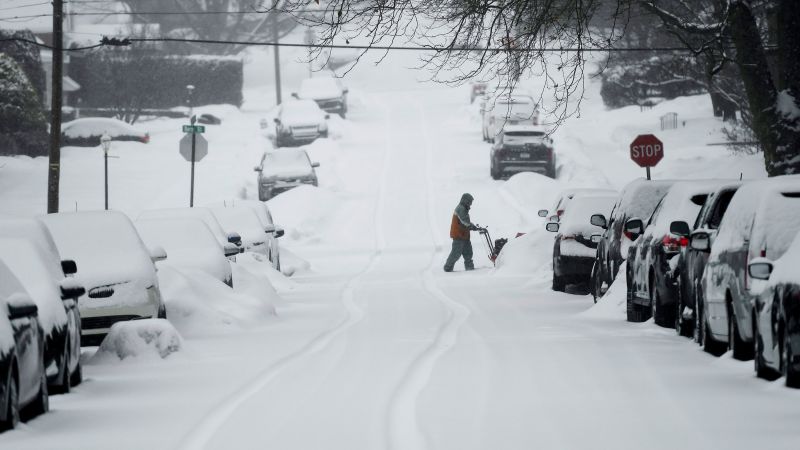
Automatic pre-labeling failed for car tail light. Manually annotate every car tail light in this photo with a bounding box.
[141,133,150,144]
[557,209,564,217]
[662,234,688,253]
[561,235,575,241]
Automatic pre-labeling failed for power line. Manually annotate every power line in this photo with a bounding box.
[0,36,106,51]
[0,8,334,21]
[0,1,50,12]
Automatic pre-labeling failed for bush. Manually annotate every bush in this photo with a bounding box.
[0,53,49,157]
[69,50,244,112]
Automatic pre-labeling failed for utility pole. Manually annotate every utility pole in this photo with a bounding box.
[272,5,282,105]
[47,0,64,213]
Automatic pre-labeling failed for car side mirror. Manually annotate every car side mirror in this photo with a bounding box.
[227,232,242,247]
[264,224,276,234]
[223,243,240,257]
[545,222,559,232]
[149,245,168,263]
[669,221,691,237]
[7,299,38,319]
[60,281,85,300]
[88,286,114,299]
[274,228,285,238]
[748,258,773,281]
[591,233,602,243]
[689,231,711,252]
[311,162,320,168]
[537,209,548,218]
[61,259,78,275]
[325,114,330,120]
[624,218,644,239]
[590,214,607,229]
[291,92,298,99]
[253,166,262,172]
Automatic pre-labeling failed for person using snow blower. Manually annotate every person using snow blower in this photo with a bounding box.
[444,193,479,272]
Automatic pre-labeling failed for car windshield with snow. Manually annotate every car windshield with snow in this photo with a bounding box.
[255,149,320,200]
[137,207,242,258]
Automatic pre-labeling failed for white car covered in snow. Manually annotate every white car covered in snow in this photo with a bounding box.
[295,76,347,117]
[137,207,243,259]
[271,99,330,148]
[482,93,539,142]
[135,218,234,287]
[211,206,282,260]
[234,200,284,270]
[40,211,167,346]
[255,149,320,200]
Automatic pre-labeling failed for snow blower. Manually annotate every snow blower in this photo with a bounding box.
[476,226,508,265]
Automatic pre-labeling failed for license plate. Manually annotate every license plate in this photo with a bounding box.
[520,152,530,158]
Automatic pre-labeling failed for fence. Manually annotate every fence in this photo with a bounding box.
[660,112,678,130]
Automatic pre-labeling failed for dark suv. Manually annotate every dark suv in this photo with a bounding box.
[694,175,800,360]
[588,179,674,301]
[672,182,742,340]
[489,125,555,179]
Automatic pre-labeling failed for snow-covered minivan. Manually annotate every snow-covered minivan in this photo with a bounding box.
[694,175,800,359]
[41,211,167,346]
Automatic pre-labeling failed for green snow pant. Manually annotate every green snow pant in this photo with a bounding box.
[444,239,474,272]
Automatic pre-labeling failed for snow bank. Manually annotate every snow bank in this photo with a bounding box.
[494,228,554,280]
[157,263,278,337]
[92,319,182,362]
[277,247,311,277]
[499,172,560,225]
[235,252,296,291]
[580,262,628,320]
[266,185,340,242]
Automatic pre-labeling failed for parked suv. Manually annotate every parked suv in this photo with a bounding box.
[589,179,674,301]
[255,149,320,200]
[545,193,616,291]
[296,77,347,118]
[490,124,555,179]
[272,99,330,148]
[693,175,800,360]
[674,182,742,340]
[749,232,800,386]
[624,181,721,326]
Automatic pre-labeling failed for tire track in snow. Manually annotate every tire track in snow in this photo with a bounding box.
[174,96,394,450]
[386,98,471,450]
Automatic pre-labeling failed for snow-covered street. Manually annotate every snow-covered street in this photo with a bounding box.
[1,64,798,449]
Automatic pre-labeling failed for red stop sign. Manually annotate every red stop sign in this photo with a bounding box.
[630,134,664,167]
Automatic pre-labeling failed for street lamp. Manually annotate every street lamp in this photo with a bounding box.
[100,131,111,210]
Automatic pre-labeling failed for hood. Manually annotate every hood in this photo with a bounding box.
[460,193,474,208]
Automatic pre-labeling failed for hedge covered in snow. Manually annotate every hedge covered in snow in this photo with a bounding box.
[0,52,49,157]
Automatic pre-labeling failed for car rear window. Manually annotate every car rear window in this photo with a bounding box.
[505,131,545,137]
[611,180,673,222]
[751,191,800,259]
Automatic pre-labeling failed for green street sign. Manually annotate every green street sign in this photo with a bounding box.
[182,124,205,133]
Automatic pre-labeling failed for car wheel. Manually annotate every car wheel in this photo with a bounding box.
[728,303,754,361]
[25,369,49,419]
[52,345,71,395]
[626,271,649,322]
[675,277,692,338]
[490,163,500,180]
[754,315,780,380]
[70,362,83,387]
[693,280,703,345]
[651,279,668,327]
[701,305,726,356]
[590,262,600,303]
[157,305,167,320]
[784,329,800,388]
[0,373,19,431]
[552,273,566,292]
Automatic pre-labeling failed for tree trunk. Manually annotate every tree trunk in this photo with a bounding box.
[729,2,800,175]
[773,0,800,174]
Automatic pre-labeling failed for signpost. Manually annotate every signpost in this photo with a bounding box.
[629,134,664,180]
[180,116,207,207]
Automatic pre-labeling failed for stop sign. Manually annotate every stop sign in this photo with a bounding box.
[630,134,664,168]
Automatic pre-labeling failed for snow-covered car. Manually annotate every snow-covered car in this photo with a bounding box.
[255,149,320,201]
[210,206,274,258]
[0,258,50,430]
[545,193,617,292]
[589,179,675,302]
[312,70,349,113]
[273,99,330,147]
[295,77,347,117]
[624,180,724,326]
[482,93,538,142]
[490,124,555,179]
[61,117,149,147]
[749,231,800,387]
[234,200,285,270]
[538,188,618,221]
[137,207,243,259]
[0,218,85,393]
[135,218,233,287]
[40,211,167,347]
[693,175,800,360]
[676,182,743,339]
[470,81,487,103]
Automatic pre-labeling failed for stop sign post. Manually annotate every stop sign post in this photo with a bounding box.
[630,134,664,180]
[179,115,207,207]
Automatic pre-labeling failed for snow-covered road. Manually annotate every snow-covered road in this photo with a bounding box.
[2,81,798,449]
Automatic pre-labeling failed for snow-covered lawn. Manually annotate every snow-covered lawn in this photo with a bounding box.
[1,48,797,449]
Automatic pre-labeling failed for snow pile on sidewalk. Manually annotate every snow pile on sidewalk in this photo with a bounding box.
[499,172,560,226]
[581,262,628,320]
[267,185,341,242]
[92,319,182,362]
[493,228,554,281]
